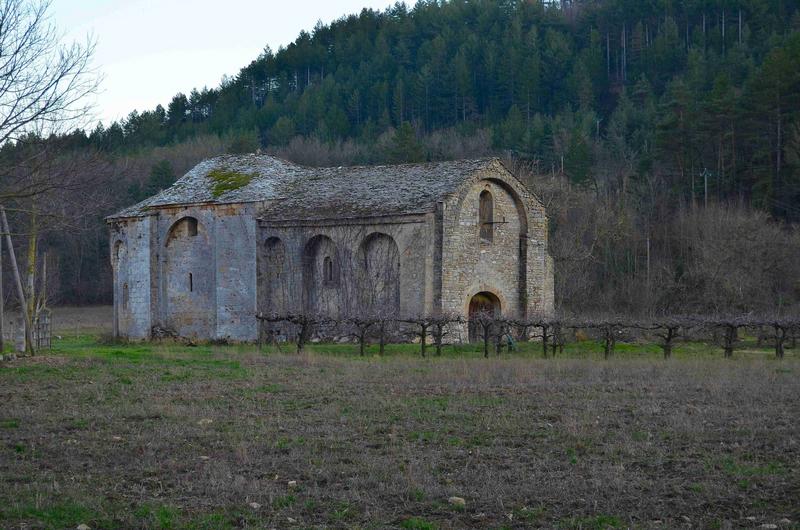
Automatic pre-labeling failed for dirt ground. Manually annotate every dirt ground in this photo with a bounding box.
[1,340,798,529]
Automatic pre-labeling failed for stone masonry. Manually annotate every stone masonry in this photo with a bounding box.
[107,155,553,341]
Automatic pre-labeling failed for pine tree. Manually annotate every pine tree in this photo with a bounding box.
[388,122,425,163]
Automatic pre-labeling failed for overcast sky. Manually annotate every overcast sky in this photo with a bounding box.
[51,0,404,127]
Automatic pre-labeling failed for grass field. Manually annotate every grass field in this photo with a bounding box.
[1,332,799,529]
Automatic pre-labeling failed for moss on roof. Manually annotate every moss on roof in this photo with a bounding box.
[208,168,255,198]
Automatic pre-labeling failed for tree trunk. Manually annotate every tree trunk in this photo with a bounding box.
[723,325,736,358]
[433,324,444,356]
[662,328,676,359]
[603,326,615,359]
[296,321,309,354]
[541,325,549,358]
[775,325,785,359]
[0,235,4,354]
[1,208,33,354]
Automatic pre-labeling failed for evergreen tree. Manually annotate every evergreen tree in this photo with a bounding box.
[388,122,425,163]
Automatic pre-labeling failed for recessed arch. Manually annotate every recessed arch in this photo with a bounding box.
[163,215,213,337]
[258,236,287,315]
[455,177,529,236]
[166,216,201,246]
[303,234,340,315]
[453,174,531,319]
[358,232,400,315]
[112,239,128,338]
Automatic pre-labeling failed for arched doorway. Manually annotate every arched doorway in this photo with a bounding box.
[468,291,501,342]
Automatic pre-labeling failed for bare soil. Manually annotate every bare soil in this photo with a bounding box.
[1,344,798,529]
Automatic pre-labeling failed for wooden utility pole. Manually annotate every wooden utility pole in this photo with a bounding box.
[1,207,33,354]
[0,235,4,354]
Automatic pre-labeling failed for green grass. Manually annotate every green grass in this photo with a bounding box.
[402,517,438,529]
[560,514,624,529]
[1,501,106,530]
[42,332,790,363]
[2,333,797,529]
[719,457,785,477]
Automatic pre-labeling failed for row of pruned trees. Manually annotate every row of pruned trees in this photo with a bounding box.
[256,311,800,360]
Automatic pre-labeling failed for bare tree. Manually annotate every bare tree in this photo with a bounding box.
[345,314,377,356]
[430,313,459,356]
[765,315,800,359]
[405,315,433,357]
[3,145,108,352]
[527,315,559,358]
[372,310,397,356]
[650,316,688,359]
[0,0,98,352]
[0,0,98,156]
[550,320,565,356]
[703,315,751,358]
[470,310,496,358]
[256,312,330,354]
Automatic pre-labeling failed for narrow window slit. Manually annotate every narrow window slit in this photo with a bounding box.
[479,189,494,242]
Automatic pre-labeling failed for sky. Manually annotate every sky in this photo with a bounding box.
[50,0,404,127]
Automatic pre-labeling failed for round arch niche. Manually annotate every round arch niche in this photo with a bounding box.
[302,234,340,315]
[358,232,400,315]
[163,216,213,337]
[259,237,287,315]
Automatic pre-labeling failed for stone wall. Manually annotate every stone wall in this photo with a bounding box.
[440,160,552,323]
[109,216,152,339]
[258,215,433,319]
[109,161,553,343]
[110,203,260,341]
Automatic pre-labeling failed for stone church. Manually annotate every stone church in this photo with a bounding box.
[107,154,554,341]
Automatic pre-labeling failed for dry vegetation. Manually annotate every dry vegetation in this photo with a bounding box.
[1,338,798,529]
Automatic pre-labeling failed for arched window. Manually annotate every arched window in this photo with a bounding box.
[186,218,198,236]
[122,283,129,309]
[323,256,334,284]
[479,190,493,242]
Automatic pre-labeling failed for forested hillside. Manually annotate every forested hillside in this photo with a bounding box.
[3,0,800,313]
[96,0,800,216]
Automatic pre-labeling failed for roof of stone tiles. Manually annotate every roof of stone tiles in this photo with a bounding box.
[107,154,505,221]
